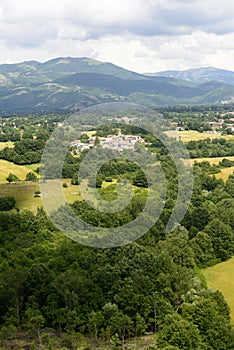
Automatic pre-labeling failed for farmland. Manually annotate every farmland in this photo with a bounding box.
[191,156,234,165]
[178,130,234,142]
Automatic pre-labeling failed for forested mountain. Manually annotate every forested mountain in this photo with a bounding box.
[0,58,234,112]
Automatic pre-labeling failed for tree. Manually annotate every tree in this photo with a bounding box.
[6,173,19,183]
[25,308,45,348]
[88,310,104,341]
[190,232,215,266]
[109,311,133,349]
[0,196,16,211]
[204,219,234,261]
[133,170,148,188]
[25,172,37,182]
[156,314,203,350]
[182,296,234,350]
[135,313,147,337]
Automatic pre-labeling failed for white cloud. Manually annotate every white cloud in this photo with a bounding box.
[0,0,233,72]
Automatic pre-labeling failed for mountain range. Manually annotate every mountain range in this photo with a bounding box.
[146,66,234,85]
[0,57,234,113]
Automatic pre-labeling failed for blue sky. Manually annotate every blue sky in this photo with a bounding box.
[0,0,234,72]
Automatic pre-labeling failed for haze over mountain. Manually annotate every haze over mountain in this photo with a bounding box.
[146,67,234,86]
[0,58,234,113]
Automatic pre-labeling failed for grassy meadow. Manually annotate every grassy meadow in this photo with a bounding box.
[203,257,234,324]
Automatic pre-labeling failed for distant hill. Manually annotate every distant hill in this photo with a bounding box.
[0,58,234,112]
[146,67,234,86]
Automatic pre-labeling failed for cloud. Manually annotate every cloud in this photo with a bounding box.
[0,0,234,72]
[1,0,234,39]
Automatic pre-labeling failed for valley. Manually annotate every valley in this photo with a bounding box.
[0,68,234,350]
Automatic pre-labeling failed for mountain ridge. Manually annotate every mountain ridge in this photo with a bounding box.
[145,66,234,86]
[0,58,234,112]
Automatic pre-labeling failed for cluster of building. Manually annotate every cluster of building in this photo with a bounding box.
[209,118,234,132]
[71,134,144,153]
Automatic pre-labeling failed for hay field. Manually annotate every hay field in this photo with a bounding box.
[178,130,234,142]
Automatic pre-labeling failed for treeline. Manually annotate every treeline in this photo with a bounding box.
[0,139,46,164]
[187,138,234,158]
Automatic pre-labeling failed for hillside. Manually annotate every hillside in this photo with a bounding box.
[0,58,234,112]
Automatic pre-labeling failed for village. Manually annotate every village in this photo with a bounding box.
[208,117,234,132]
[70,131,145,153]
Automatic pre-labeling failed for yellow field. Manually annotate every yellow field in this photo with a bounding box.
[190,157,234,181]
[0,141,14,150]
[203,257,234,323]
[83,130,96,137]
[191,156,234,165]
[0,159,35,183]
[215,166,234,181]
[178,130,234,142]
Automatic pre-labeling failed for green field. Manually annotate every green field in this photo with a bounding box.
[203,257,234,323]
[0,179,83,212]
[0,182,42,212]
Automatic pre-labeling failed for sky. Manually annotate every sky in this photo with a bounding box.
[0,0,234,73]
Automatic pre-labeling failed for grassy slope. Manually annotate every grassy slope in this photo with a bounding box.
[0,159,34,183]
[203,257,234,323]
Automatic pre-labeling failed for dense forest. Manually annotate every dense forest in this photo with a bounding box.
[0,107,234,349]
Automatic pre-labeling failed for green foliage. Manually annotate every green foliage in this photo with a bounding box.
[0,195,16,211]
[187,138,234,158]
[6,172,19,182]
[0,111,234,349]
[156,314,203,349]
[25,172,37,182]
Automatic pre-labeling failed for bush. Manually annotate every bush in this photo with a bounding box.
[25,172,37,182]
[6,173,19,183]
[0,196,16,211]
